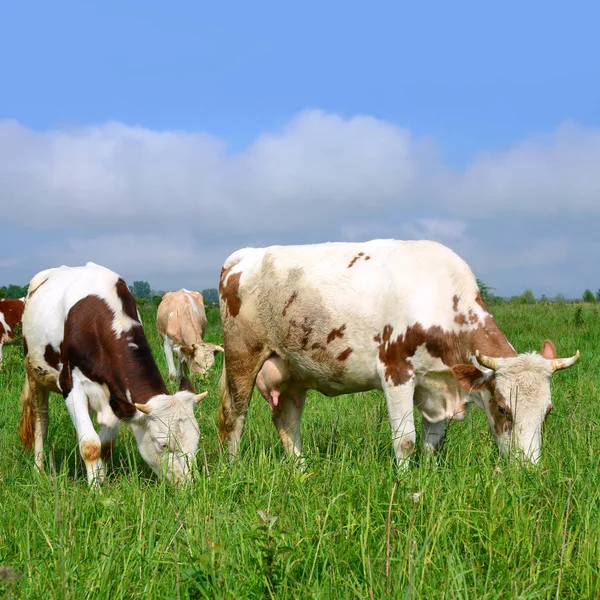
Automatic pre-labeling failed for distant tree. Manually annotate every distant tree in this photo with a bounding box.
[129,281,151,300]
[0,286,6,299]
[540,294,549,303]
[520,289,536,305]
[202,288,219,304]
[596,289,600,302]
[6,284,28,298]
[582,289,596,303]
[476,278,495,304]
[554,293,566,304]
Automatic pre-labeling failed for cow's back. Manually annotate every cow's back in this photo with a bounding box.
[23,263,137,377]
[220,239,482,395]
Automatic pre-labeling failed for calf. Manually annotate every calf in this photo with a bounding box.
[18,262,207,486]
[156,289,223,382]
[218,240,579,467]
[0,298,24,363]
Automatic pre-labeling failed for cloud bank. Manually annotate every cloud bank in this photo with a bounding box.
[1,111,598,296]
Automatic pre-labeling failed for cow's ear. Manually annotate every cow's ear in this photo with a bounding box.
[179,376,195,393]
[452,364,491,391]
[540,339,557,360]
[180,345,194,357]
[109,394,137,420]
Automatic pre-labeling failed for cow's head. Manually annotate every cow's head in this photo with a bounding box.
[452,340,579,463]
[124,379,207,483]
[180,342,224,378]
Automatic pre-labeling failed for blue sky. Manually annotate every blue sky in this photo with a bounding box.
[1,0,599,297]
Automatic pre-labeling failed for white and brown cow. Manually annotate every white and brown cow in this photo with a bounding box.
[156,289,223,382]
[217,240,580,467]
[18,262,207,487]
[0,298,25,364]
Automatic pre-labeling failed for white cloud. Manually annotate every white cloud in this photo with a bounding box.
[0,111,598,295]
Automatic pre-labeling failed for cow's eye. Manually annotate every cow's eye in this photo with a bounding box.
[497,405,507,417]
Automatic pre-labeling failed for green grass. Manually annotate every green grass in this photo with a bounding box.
[0,303,598,599]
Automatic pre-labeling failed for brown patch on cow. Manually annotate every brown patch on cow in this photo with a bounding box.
[23,336,28,356]
[468,309,478,324]
[376,313,517,388]
[365,256,371,260]
[282,291,298,316]
[58,295,167,414]
[488,380,513,435]
[347,252,365,268]
[373,333,381,343]
[337,347,353,361]
[100,441,114,460]
[452,295,459,312]
[327,324,346,344]
[219,266,243,318]
[454,313,467,326]
[81,440,101,462]
[475,292,488,311]
[115,278,139,321]
[312,342,325,350]
[44,344,61,371]
[400,439,415,453]
[27,277,49,299]
[0,299,24,341]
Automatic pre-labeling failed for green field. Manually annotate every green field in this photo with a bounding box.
[0,303,598,599]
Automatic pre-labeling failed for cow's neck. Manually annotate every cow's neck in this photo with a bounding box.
[468,312,518,360]
[112,327,168,405]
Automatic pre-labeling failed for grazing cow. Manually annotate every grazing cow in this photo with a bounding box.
[218,240,580,466]
[18,263,207,486]
[0,298,25,363]
[156,289,224,382]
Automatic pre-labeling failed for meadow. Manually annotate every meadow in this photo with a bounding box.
[0,302,598,599]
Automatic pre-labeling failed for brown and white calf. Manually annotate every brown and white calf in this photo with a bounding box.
[0,298,25,363]
[18,262,207,486]
[156,289,223,382]
[218,239,580,467]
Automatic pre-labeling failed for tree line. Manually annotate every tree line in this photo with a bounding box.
[2,278,599,306]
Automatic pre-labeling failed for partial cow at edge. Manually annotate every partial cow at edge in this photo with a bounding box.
[18,262,207,487]
[217,239,580,468]
[156,289,224,383]
[0,297,25,364]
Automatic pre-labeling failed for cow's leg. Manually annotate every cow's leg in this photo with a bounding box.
[162,335,177,381]
[422,416,446,453]
[0,342,3,364]
[64,386,102,487]
[96,422,121,483]
[272,388,306,463]
[174,347,183,382]
[382,379,416,470]
[219,351,269,461]
[18,366,50,471]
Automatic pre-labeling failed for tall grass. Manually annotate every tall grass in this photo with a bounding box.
[0,303,598,599]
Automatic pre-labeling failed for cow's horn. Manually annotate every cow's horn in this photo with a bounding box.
[135,403,153,414]
[551,350,580,371]
[214,345,224,353]
[475,350,500,371]
[195,391,209,403]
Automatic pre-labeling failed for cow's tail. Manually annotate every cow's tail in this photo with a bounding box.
[18,369,36,449]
